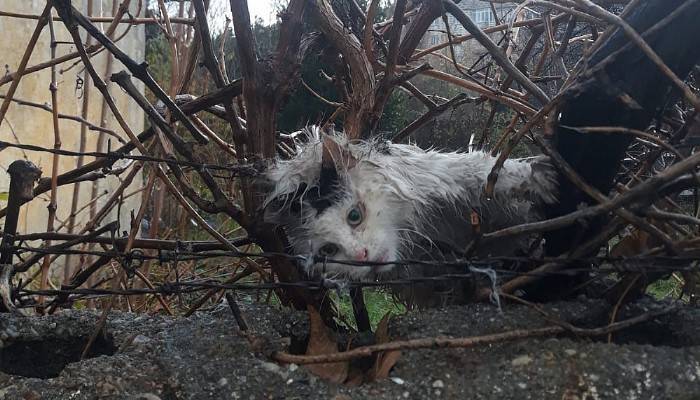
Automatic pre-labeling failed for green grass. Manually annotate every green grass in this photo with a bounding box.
[249,287,405,330]
[646,274,684,300]
[332,289,406,330]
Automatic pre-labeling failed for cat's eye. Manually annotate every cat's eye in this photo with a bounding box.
[318,243,339,257]
[346,205,363,226]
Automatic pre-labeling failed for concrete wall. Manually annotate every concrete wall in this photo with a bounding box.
[0,1,145,239]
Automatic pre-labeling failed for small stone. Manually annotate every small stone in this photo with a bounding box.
[517,383,527,389]
[259,361,281,373]
[432,379,444,388]
[217,378,228,387]
[564,349,577,356]
[286,378,293,385]
[403,391,410,398]
[391,377,405,385]
[632,364,646,372]
[22,390,41,400]
[288,364,299,372]
[5,326,18,339]
[511,355,533,367]
[132,334,152,344]
[133,394,161,400]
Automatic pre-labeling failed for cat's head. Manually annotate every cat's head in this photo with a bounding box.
[264,128,404,280]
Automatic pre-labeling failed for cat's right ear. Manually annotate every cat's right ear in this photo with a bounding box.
[321,134,358,171]
[317,134,354,199]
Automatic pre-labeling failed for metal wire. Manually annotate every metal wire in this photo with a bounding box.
[0,139,264,175]
[1,136,697,307]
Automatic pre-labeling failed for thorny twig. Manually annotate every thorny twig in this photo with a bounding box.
[0,0,698,328]
[271,305,678,365]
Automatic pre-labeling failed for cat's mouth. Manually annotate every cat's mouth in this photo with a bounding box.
[369,250,394,274]
[373,249,390,264]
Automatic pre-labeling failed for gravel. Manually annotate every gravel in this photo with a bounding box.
[0,296,698,399]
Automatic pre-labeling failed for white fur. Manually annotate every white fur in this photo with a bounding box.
[264,127,558,281]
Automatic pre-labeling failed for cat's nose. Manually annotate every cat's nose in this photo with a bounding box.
[354,248,368,261]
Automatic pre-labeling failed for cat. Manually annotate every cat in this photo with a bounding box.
[264,126,558,291]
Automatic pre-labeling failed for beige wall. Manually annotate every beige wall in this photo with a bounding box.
[0,0,145,239]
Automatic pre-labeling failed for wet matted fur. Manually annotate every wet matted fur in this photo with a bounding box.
[264,127,558,305]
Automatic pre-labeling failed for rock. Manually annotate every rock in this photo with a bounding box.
[21,390,41,400]
[131,334,152,344]
[0,300,697,399]
[259,361,281,374]
[133,394,161,400]
[511,355,533,367]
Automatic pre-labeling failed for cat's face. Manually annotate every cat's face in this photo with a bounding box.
[302,177,402,279]
[265,130,405,280]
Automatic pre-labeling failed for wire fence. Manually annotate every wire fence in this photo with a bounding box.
[1,0,699,324]
[6,229,698,304]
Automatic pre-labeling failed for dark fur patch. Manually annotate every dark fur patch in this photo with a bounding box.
[312,164,342,212]
[287,179,341,214]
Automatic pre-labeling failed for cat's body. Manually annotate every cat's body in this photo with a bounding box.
[264,127,558,296]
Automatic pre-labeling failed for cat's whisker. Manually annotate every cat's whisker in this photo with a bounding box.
[393,228,451,262]
[393,228,439,250]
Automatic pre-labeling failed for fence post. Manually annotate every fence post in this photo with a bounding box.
[0,160,41,312]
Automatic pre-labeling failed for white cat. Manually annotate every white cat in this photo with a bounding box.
[264,126,558,282]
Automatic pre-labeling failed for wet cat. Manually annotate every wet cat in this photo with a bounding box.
[264,126,557,283]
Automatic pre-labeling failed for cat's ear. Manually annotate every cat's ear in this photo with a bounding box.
[319,134,357,198]
[321,134,358,171]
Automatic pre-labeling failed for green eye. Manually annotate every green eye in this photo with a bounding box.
[318,243,339,257]
[347,206,363,226]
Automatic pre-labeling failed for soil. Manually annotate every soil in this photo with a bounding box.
[0,296,698,399]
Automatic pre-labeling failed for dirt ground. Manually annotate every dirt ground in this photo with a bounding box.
[0,296,698,400]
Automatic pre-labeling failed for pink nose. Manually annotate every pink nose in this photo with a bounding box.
[355,248,368,261]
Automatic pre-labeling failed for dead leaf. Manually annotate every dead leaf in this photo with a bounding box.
[374,312,391,344]
[371,350,402,380]
[344,365,366,387]
[304,305,349,383]
[367,312,401,381]
[610,229,650,257]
